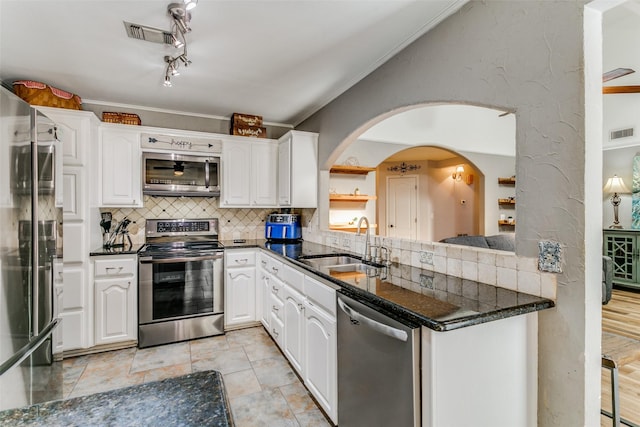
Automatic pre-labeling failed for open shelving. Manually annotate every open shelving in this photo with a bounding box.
[329,165,376,175]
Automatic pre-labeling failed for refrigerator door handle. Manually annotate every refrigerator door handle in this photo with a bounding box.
[0,318,58,377]
[337,297,408,342]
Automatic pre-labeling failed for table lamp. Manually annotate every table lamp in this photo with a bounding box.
[603,175,630,229]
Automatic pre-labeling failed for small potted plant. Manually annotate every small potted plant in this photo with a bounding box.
[354,187,360,195]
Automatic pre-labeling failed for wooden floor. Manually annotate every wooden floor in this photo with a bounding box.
[601,288,640,426]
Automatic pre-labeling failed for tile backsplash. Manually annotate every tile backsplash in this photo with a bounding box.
[101,196,315,243]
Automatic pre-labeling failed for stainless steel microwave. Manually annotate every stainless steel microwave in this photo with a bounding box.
[142,151,220,197]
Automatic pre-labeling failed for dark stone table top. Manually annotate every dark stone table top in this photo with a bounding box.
[0,370,233,426]
[229,239,555,332]
[89,243,144,256]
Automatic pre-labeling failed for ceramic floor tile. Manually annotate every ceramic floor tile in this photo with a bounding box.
[191,346,251,375]
[243,339,282,362]
[226,327,272,348]
[251,357,298,389]
[142,363,192,383]
[230,388,299,427]
[279,381,317,414]
[62,364,86,398]
[294,408,332,427]
[69,364,145,399]
[130,342,191,374]
[222,369,262,399]
[190,334,230,359]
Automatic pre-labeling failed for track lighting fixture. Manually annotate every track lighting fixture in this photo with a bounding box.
[163,2,195,88]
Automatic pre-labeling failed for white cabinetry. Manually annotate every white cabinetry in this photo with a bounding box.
[52,259,64,355]
[277,130,318,208]
[221,138,277,207]
[36,107,102,353]
[93,255,137,346]
[98,125,142,207]
[259,250,338,425]
[224,249,258,329]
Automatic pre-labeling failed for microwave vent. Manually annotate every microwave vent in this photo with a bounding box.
[610,127,634,141]
[123,21,173,45]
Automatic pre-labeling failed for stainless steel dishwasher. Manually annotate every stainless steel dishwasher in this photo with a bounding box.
[337,293,421,427]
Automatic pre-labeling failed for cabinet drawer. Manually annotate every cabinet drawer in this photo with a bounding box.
[270,277,284,302]
[94,257,136,277]
[282,263,304,293]
[270,292,284,322]
[304,276,336,316]
[226,251,256,267]
[270,312,284,348]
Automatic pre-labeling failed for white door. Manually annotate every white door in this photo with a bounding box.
[225,266,256,327]
[386,175,418,239]
[283,285,305,375]
[94,277,135,345]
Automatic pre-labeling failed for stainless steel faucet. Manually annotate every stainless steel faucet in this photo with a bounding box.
[356,216,371,262]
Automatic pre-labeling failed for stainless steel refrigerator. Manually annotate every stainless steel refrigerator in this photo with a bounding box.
[0,85,64,410]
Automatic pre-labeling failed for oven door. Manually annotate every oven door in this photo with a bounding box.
[138,253,224,325]
[142,152,220,197]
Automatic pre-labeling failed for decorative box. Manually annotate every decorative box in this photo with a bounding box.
[102,112,142,126]
[231,113,262,127]
[13,80,82,110]
[231,124,267,138]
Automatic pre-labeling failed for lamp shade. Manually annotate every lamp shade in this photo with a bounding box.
[603,175,631,194]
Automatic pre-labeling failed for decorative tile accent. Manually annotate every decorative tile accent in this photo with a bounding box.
[538,240,562,273]
[419,274,434,289]
[419,251,434,265]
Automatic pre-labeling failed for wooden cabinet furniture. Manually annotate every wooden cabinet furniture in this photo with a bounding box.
[224,249,258,329]
[498,177,516,229]
[603,229,640,289]
[277,130,318,208]
[93,254,137,346]
[98,125,142,207]
[221,139,277,207]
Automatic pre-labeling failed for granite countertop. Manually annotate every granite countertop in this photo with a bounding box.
[245,240,555,332]
[0,370,232,426]
[89,243,144,256]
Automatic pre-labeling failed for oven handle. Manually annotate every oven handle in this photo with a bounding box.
[139,254,224,264]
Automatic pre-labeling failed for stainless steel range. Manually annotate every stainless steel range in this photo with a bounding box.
[138,218,224,348]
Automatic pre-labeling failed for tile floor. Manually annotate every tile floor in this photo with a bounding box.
[62,326,331,427]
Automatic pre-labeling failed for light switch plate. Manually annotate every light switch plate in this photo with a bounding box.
[538,240,562,273]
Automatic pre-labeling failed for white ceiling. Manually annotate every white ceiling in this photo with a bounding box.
[0,0,467,126]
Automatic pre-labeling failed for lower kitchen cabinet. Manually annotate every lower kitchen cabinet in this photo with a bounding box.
[259,250,338,425]
[224,250,257,329]
[92,255,137,346]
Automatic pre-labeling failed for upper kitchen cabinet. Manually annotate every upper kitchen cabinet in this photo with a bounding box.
[221,138,277,208]
[98,124,143,207]
[278,130,318,208]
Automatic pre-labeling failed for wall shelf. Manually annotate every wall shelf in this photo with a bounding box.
[603,85,640,94]
[498,198,516,206]
[498,177,516,185]
[329,194,376,202]
[329,224,377,232]
[498,220,516,226]
[330,165,376,175]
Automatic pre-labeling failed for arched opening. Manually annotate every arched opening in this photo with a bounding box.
[323,103,516,246]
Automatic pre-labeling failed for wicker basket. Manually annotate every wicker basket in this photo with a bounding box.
[102,112,141,126]
[13,80,82,110]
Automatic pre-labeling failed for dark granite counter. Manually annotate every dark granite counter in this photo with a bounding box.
[231,240,554,332]
[0,370,232,426]
[89,243,144,256]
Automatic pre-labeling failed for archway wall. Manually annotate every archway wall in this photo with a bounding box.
[298,1,594,426]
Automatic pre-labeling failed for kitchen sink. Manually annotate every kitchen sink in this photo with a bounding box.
[327,264,379,274]
[297,255,362,268]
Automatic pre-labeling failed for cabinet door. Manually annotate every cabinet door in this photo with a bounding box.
[251,142,277,206]
[95,277,136,345]
[304,301,337,423]
[221,141,251,206]
[99,127,142,207]
[283,285,305,375]
[224,266,256,328]
[62,266,88,350]
[259,270,271,329]
[63,166,83,221]
[277,136,292,206]
[603,232,639,286]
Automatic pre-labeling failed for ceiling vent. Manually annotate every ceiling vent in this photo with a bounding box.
[610,127,635,141]
[123,21,173,45]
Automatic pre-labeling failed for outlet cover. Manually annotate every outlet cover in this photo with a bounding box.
[538,241,562,273]
[419,251,434,265]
